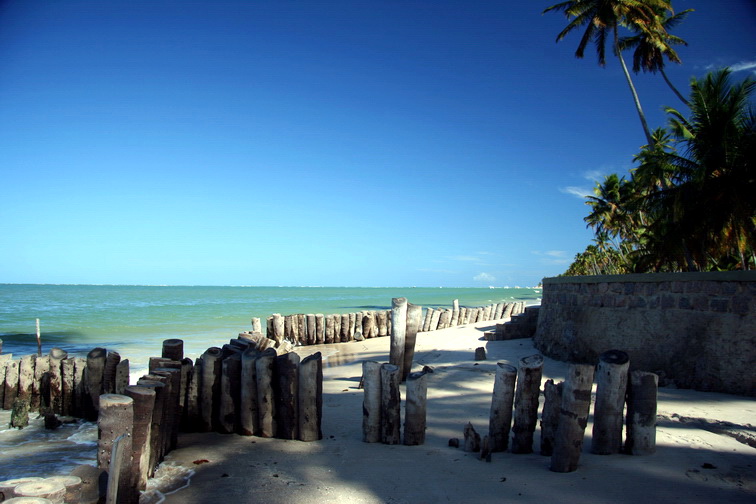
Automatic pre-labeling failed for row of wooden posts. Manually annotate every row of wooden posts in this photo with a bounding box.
[0,331,324,503]
[260,301,526,347]
[474,350,657,472]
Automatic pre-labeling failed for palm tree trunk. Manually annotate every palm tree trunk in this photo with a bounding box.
[614,28,654,147]
[660,68,689,106]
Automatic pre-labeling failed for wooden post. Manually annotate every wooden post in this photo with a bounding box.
[463,422,481,452]
[550,363,595,473]
[348,312,357,340]
[305,314,316,345]
[17,354,35,406]
[489,361,517,452]
[48,348,67,414]
[61,357,75,416]
[421,308,432,332]
[540,379,563,456]
[3,359,19,410]
[240,347,260,436]
[403,369,430,445]
[124,385,156,491]
[115,359,129,395]
[510,354,544,454]
[72,357,86,418]
[255,347,277,438]
[428,309,441,331]
[36,318,41,356]
[339,314,349,342]
[402,303,423,381]
[45,475,83,504]
[161,339,184,361]
[97,394,134,504]
[324,314,335,344]
[380,363,401,445]
[362,360,382,443]
[296,314,306,346]
[315,314,325,344]
[199,347,222,432]
[361,312,374,340]
[451,299,460,326]
[184,357,202,431]
[135,378,166,477]
[438,309,452,329]
[625,370,658,455]
[152,367,181,451]
[274,352,300,440]
[218,353,242,434]
[12,480,67,502]
[102,351,121,395]
[298,352,323,442]
[10,396,30,428]
[31,355,49,411]
[591,350,630,455]
[389,298,408,379]
[86,348,107,419]
[375,311,386,337]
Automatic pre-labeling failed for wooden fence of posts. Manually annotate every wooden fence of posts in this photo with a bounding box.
[480,350,657,472]
[0,333,323,503]
[260,301,527,347]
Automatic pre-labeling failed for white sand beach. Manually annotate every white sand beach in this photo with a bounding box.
[148,320,756,504]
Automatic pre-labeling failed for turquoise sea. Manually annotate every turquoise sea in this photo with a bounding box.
[0,284,541,376]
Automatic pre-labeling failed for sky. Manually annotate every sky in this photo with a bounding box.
[0,1,754,288]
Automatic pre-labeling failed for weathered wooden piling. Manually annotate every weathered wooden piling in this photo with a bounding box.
[380,363,401,445]
[73,357,87,417]
[31,355,49,411]
[510,354,544,454]
[86,348,107,418]
[315,314,325,344]
[361,360,382,443]
[403,368,430,445]
[102,351,121,395]
[12,479,67,502]
[48,349,67,414]
[46,475,83,504]
[240,347,260,436]
[451,299,460,326]
[4,358,19,410]
[298,352,323,442]
[489,361,517,452]
[123,385,156,491]
[625,370,658,455]
[161,339,184,362]
[402,303,423,382]
[429,309,441,331]
[306,314,316,345]
[340,314,350,342]
[115,359,129,395]
[97,394,135,504]
[219,353,242,434]
[184,357,201,431]
[199,347,222,432]
[550,363,595,473]
[256,347,277,438]
[134,378,166,477]
[251,317,262,333]
[153,367,181,451]
[61,357,75,416]
[17,354,35,403]
[591,350,630,455]
[539,379,563,456]
[274,352,300,440]
[389,298,408,379]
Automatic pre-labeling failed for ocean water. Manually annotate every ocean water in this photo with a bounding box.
[0,284,541,375]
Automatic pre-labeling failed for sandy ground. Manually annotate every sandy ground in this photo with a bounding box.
[153,321,756,504]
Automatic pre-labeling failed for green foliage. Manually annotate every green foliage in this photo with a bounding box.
[565,69,756,275]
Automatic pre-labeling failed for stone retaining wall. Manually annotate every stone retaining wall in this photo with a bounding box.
[533,271,755,396]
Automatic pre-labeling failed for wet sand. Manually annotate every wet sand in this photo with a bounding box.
[151,320,756,504]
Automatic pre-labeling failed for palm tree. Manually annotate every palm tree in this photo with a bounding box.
[664,69,756,269]
[619,8,693,105]
[543,0,674,146]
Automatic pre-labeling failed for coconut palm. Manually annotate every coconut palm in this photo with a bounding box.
[619,7,693,105]
[664,69,756,269]
[543,0,673,145]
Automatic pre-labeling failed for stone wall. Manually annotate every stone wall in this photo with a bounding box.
[533,271,756,396]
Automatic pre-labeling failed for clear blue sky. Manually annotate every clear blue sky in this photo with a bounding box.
[1,1,754,287]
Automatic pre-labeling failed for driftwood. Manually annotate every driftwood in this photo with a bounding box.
[380,363,401,444]
[625,370,658,455]
[403,369,430,445]
[361,361,382,443]
[591,350,630,455]
[488,361,517,452]
[550,363,595,473]
[298,352,323,442]
[510,354,544,454]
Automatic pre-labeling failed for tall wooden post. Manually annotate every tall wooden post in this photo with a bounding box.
[380,363,401,445]
[135,378,166,477]
[625,370,658,455]
[298,352,323,442]
[31,355,50,411]
[315,314,325,344]
[255,347,277,438]
[240,347,260,436]
[362,360,382,443]
[199,347,222,432]
[510,354,544,454]
[102,351,121,395]
[61,357,75,416]
[402,303,423,382]
[48,348,67,414]
[86,348,107,419]
[124,385,156,492]
[97,394,135,504]
[184,357,202,432]
[591,350,630,455]
[550,363,595,473]
[3,359,19,410]
[389,298,408,379]
[274,352,300,440]
[488,361,517,452]
[325,315,335,344]
[451,299,460,326]
[403,369,430,445]
[219,353,242,434]
[540,379,563,456]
